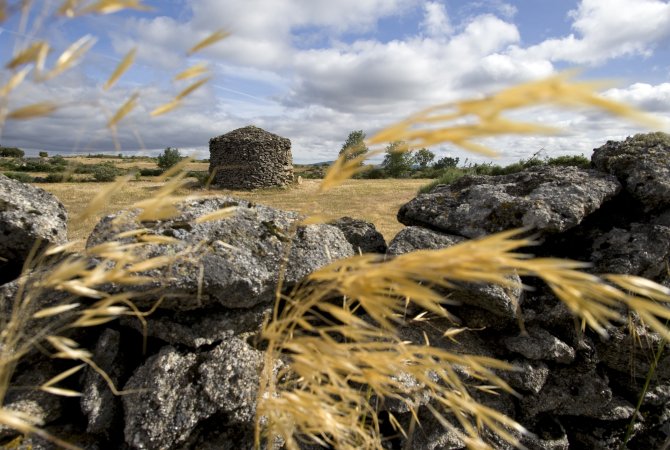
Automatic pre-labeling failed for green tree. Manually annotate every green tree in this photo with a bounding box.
[339,130,368,163]
[157,147,183,170]
[0,146,25,157]
[433,156,460,169]
[382,141,415,178]
[414,148,435,169]
[39,151,48,158]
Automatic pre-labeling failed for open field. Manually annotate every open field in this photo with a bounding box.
[36,178,431,249]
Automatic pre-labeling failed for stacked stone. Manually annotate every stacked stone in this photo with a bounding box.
[209,125,293,189]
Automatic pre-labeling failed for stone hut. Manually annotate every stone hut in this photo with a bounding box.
[209,126,293,189]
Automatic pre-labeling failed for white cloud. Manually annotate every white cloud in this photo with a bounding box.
[519,0,670,64]
[421,1,452,37]
[603,82,670,113]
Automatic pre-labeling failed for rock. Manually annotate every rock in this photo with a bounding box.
[123,337,263,449]
[504,327,576,364]
[591,132,670,211]
[386,226,465,255]
[591,223,670,281]
[120,303,270,348]
[80,328,126,437]
[522,367,634,420]
[521,418,569,450]
[504,359,550,394]
[209,126,293,189]
[397,166,620,238]
[329,216,387,253]
[0,174,68,284]
[86,197,354,311]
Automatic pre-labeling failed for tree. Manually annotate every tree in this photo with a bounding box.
[382,141,415,178]
[433,156,460,170]
[157,147,183,170]
[39,151,48,158]
[414,148,435,169]
[339,130,368,163]
[0,146,25,157]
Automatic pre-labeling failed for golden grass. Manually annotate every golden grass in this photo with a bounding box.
[37,178,428,249]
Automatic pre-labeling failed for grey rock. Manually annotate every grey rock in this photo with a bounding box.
[596,323,670,381]
[386,226,465,256]
[121,303,270,348]
[385,226,521,320]
[329,216,387,253]
[521,418,569,450]
[522,367,634,420]
[209,125,293,189]
[504,327,575,364]
[0,174,67,283]
[591,131,670,211]
[123,338,263,449]
[591,223,670,281]
[504,359,550,394]
[81,328,125,437]
[398,166,620,238]
[86,197,354,311]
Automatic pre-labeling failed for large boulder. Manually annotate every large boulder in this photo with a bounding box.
[398,166,620,238]
[592,132,670,211]
[0,174,67,284]
[86,197,354,310]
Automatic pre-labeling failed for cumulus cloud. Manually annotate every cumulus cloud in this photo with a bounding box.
[517,0,670,64]
[421,1,452,37]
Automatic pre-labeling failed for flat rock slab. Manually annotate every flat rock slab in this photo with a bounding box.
[86,197,354,310]
[398,166,621,238]
[592,132,670,211]
[0,174,67,283]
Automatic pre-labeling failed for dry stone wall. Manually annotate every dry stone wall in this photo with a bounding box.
[209,125,293,189]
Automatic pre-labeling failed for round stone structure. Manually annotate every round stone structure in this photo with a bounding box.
[209,125,293,189]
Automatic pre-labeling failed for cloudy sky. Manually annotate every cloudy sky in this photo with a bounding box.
[1,0,669,164]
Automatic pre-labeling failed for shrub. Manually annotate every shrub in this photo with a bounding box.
[43,173,72,183]
[546,154,590,168]
[92,163,120,181]
[139,168,165,177]
[3,172,33,182]
[157,147,183,170]
[433,156,459,169]
[38,151,48,158]
[0,146,24,157]
[186,170,211,186]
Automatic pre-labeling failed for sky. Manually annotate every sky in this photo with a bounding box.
[1,0,669,164]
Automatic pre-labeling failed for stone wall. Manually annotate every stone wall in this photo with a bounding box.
[209,125,293,189]
[1,133,670,449]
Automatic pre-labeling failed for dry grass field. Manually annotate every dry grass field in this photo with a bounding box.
[36,178,430,249]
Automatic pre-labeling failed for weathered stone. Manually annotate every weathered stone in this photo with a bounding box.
[591,223,670,282]
[123,338,263,449]
[86,197,354,311]
[329,216,387,253]
[504,359,550,394]
[386,226,465,256]
[592,132,670,211]
[504,327,576,364]
[522,367,634,420]
[398,166,620,238]
[521,418,569,450]
[0,174,67,283]
[209,126,293,190]
[121,303,270,348]
[80,329,125,437]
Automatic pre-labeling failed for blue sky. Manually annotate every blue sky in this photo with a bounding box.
[1,0,669,164]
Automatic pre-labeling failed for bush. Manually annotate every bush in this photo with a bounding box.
[43,173,72,183]
[0,146,24,157]
[139,168,165,177]
[3,172,33,182]
[186,170,211,186]
[433,156,459,169]
[38,151,48,158]
[546,154,590,168]
[92,163,120,181]
[157,147,183,170]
